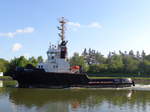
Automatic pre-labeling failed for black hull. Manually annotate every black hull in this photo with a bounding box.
[13,69,134,88]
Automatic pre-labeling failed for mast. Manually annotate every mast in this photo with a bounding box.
[57,17,68,59]
[58,17,67,42]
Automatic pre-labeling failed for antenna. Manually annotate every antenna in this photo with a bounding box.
[57,17,68,42]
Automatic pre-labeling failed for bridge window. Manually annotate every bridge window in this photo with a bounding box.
[51,56,54,59]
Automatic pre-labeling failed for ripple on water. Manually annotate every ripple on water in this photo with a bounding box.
[131,84,150,91]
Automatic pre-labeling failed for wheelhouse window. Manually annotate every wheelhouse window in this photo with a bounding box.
[38,65,43,68]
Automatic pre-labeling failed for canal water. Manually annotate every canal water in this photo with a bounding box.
[0,85,150,112]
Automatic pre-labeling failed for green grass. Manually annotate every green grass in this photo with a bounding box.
[0,76,17,87]
[0,76,18,87]
[2,80,18,87]
[88,76,150,80]
[131,77,150,80]
[87,72,150,77]
[0,76,13,80]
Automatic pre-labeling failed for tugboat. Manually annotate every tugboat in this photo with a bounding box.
[13,17,135,88]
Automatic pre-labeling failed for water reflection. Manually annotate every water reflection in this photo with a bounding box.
[7,88,150,112]
[0,87,150,112]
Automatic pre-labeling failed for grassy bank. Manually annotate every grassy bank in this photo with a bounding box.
[88,76,150,80]
[87,72,150,77]
[2,80,18,87]
[0,76,13,80]
[0,76,17,87]
[88,76,150,84]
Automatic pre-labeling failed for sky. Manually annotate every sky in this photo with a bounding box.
[0,0,150,60]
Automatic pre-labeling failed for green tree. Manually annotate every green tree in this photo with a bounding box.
[37,56,43,63]
[136,51,140,59]
[0,58,9,73]
[98,64,108,72]
[10,56,29,68]
[107,55,124,73]
[88,64,100,73]
[143,60,150,74]
[69,53,88,72]
[139,59,150,74]
[123,56,139,73]
[141,50,146,61]
[8,56,29,74]
[145,55,150,61]
[95,52,106,64]
[129,50,134,57]
[28,56,38,67]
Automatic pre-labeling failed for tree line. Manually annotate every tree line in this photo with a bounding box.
[0,49,150,76]
[0,56,43,75]
[70,49,150,76]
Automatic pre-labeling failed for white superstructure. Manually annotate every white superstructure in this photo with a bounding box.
[37,43,70,73]
[37,17,70,73]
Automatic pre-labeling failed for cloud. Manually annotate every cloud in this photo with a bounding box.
[68,22,81,27]
[0,27,35,38]
[87,22,102,29]
[67,21,102,30]
[16,27,34,33]
[12,43,22,52]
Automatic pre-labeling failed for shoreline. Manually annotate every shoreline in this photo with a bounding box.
[88,76,150,84]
